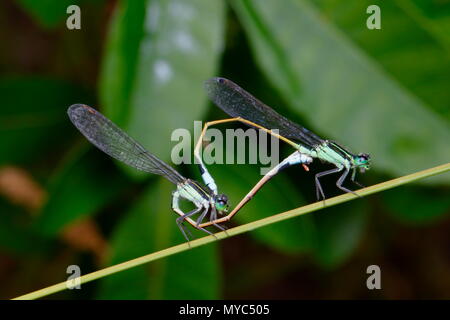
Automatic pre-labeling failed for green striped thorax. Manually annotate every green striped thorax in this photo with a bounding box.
[214,194,229,213]
[312,141,371,173]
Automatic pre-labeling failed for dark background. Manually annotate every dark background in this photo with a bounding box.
[0,0,449,299]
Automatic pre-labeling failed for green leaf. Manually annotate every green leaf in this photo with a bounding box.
[34,147,129,236]
[313,0,450,120]
[231,0,450,183]
[97,178,220,299]
[381,185,450,224]
[15,0,79,28]
[99,0,147,124]
[0,76,92,166]
[397,0,450,52]
[312,200,369,269]
[99,0,225,178]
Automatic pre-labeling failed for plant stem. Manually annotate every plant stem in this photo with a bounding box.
[13,162,450,300]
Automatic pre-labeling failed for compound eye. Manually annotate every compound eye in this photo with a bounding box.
[215,201,227,211]
[218,194,228,203]
[360,153,370,161]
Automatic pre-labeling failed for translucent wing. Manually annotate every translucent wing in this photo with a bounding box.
[204,77,324,148]
[67,104,185,185]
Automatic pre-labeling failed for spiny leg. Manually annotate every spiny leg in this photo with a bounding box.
[193,220,218,239]
[315,167,343,201]
[182,204,218,239]
[336,167,361,197]
[175,207,219,241]
[172,190,219,240]
[351,180,365,188]
[194,205,227,232]
[178,220,192,241]
[172,191,202,240]
[195,206,210,227]
[214,223,227,232]
[175,207,201,242]
[209,207,228,233]
[350,168,365,188]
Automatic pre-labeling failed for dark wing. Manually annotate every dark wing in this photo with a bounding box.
[204,77,324,148]
[67,104,185,185]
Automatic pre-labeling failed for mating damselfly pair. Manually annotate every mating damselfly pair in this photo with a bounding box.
[68,78,371,241]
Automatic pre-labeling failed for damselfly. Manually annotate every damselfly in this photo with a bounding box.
[200,77,371,202]
[67,104,229,241]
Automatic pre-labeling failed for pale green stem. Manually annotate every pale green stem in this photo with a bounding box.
[13,162,450,300]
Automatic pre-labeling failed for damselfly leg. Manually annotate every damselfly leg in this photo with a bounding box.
[315,167,360,203]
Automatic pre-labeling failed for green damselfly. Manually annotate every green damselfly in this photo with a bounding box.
[194,119,312,228]
[67,104,229,240]
[201,77,371,202]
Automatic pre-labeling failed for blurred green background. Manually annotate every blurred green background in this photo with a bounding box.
[1,0,449,299]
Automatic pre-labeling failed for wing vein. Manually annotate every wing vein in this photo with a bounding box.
[67,104,185,185]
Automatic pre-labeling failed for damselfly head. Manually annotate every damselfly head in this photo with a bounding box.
[214,194,229,213]
[354,153,371,173]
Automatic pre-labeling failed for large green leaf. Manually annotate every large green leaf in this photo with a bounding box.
[99,0,147,124]
[0,77,92,166]
[97,178,220,299]
[397,0,450,53]
[99,0,225,178]
[313,0,450,120]
[34,147,129,236]
[231,0,450,183]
